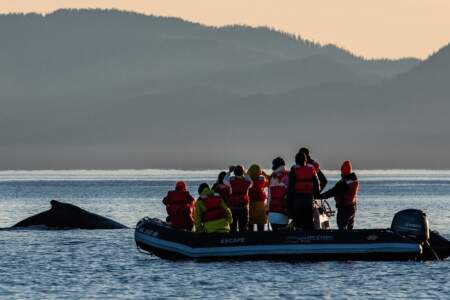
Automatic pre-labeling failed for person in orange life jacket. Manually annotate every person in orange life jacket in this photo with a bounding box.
[247,164,269,232]
[212,171,231,202]
[317,160,359,230]
[298,147,328,192]
[223,165,253,232]
[268,157,290,231]
[286,152,320,229]
[194,183,233,233]
[162,181,195,230]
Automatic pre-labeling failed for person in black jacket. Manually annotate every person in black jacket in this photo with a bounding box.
[286,152,320,229]
[298,147,328,192]
[317,160,359,230]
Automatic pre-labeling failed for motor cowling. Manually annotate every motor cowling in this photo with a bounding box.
[391,209,430,243]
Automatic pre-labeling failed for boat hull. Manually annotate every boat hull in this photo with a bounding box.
[135,218,436,261]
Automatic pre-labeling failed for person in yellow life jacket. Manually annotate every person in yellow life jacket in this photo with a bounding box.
[286,152,320,229]
[247,164,269,232]
[162,181,195,230]
[212,171,231,202]
[268,157,290,231]
[194,183,233,233]
[317,160,359,230]
[224,165,253,232]
[298,147,328,192]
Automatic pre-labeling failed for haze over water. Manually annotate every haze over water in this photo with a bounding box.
[1,9,449,170]
[0,170,449,299]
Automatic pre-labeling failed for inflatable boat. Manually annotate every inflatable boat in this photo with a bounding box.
[135,209,450,261]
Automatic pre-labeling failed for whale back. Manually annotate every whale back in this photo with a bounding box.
[12,200,127,229]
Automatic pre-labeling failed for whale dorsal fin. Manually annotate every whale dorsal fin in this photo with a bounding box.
[50,200,62,208]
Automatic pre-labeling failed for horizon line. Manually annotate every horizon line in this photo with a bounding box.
[0,169,449,182]
[0,168,449,172]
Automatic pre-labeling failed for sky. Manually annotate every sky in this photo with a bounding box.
[1,0,450,59]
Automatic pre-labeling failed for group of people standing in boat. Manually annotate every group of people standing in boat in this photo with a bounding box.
[162,147,359,233]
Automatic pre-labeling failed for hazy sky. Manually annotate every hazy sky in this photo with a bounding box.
[1,0,450,59]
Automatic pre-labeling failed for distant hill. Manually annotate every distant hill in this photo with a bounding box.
[0,9,417,99]
[1,9,449,169]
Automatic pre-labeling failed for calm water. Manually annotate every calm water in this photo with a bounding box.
[0,170,449,299]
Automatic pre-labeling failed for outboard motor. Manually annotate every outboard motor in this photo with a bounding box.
[391,209,429,243]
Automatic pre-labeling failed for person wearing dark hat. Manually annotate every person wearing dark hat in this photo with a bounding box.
[286,152,320,229]
[224,165,253,232]
[194,183,233,233]
[317,160,359,230]
[162,181,196,230]
[298,147,328,192]
[268,157,290,230]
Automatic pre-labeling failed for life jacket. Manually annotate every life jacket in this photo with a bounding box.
[213,183,231,201]
[200,193,228,222]
[269,170,289,213]
[335,179,359,207]
[249,175,267,203]
[293,165,316,194]
[163,190,194,229]
[227,177,251,208]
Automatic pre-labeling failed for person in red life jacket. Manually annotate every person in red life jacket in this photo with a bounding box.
[212,171,231,202]
[286,152,320,229]
[223,165,253,232]
[247,164,269,232]
[268,157,290,231]
[298,147,328,192]
[162,181,195,230]
[194,183,233,233]
[317,160,359,230]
